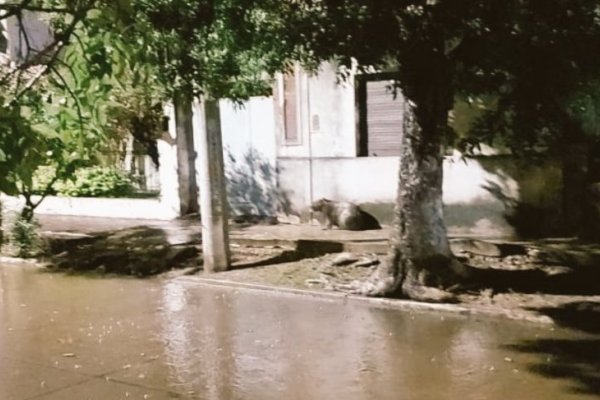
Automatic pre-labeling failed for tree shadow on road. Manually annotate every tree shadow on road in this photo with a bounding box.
[532,301,600,335]
[464,266,600,296]
[44,226,199,276]
[506,301,600,397]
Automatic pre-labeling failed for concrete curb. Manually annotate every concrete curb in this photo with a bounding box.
[177,276,554,325]
[230,237,389,254]
[0,256,45,265]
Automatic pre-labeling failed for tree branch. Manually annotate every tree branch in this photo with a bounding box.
[0,1,95,101]
[48,63,85,135]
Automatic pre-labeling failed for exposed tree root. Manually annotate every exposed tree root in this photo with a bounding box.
[400,282,458,303]
[331,255,464,303]
[332,273,458,303]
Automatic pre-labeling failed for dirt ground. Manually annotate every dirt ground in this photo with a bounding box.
[216,239,600,326]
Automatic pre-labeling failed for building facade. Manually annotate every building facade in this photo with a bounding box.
[220,62,562,238]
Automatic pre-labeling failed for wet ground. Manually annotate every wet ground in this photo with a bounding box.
[1,263,599,399]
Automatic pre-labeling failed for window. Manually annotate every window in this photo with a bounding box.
[356,73,404,156]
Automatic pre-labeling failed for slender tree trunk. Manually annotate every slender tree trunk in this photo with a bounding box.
[562,142,588,237]
[196,98,230,272]
[361,100,468,300]
[580,140,600,241]
[0,197,3,247]
[174,90,199,215]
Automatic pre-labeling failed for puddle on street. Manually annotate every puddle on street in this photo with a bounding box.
[0,264,598,399]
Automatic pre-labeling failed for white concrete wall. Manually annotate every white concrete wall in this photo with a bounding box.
[4,11,53,63]
[277,157,399,208]
[443,152,519,205]
[278,155,519,207]
[157,104,181,217]
[220,97,279,215]
[2,196,178,220]
[277,155,560,237]
[305,64,357,157]
[220,97,277,163]
[270,62,549,236]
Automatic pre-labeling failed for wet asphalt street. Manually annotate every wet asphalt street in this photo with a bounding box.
[0,263,599,400]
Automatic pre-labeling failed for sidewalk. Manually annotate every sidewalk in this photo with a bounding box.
[37,214,391,253]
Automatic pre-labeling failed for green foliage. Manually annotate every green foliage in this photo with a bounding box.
[456,1,600,155]
[0,1,167,216]
[566,80,600,138]
[9,214,41,258]
[0,1,111,195]
[0,23,120,197]
[30,166,59,196]
[130,0,288,100]
[30,165,137,198]
[54,167,135,198]
[0,98,48,195]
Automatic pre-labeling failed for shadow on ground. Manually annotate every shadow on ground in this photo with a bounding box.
[452,239,600,296]
[230,240,344,270]
[465,267,600,295]
[532,301,600,334]
[43,227,346,276]
[44,226,199,276]
[506,301,600,397]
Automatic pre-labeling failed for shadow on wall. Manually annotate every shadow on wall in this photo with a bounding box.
[225,148,292,220]
[354,202,394,226]
[478,156,563,238]
[444,201,512,237]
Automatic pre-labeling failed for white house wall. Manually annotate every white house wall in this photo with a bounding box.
[277,62,357,158]
[277,154,560,237]
[219,97,278,216]
[157,103,181,217]
[277,157,399,207]
[216,62,563,237]
[305,64,357,157]
[220,97,277,162]
[4,11,53,63]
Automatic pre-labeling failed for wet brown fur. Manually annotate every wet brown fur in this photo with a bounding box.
[310,198,382,231]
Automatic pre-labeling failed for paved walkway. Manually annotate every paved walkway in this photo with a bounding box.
[37,214,391,252]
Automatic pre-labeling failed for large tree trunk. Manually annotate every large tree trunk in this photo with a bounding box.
[196,98,231,272]
[361,100,468,300]
[174,90,200,215]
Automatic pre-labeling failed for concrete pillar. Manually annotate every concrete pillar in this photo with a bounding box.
[194,98,231,272]
[157,104,180,218]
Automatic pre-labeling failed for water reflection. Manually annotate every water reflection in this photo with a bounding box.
[1,264,598,400]
[158,285,599,400]
[159,281,202,395]
[160,281,237,399]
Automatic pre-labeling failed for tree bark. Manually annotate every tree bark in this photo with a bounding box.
[361,100,468,300]
[0,197,3,247]
[195,98,231,272]
[562,142,588,237]
[174,90,199,215]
